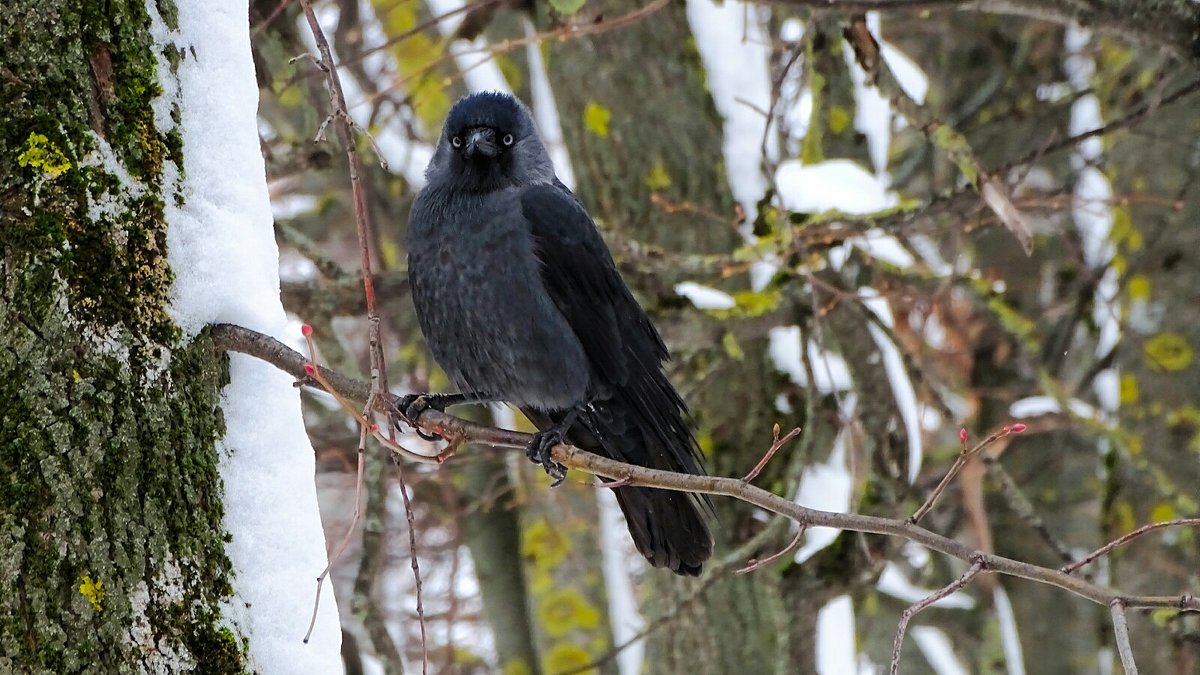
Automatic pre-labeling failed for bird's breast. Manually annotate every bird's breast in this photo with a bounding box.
[408,197,590,409]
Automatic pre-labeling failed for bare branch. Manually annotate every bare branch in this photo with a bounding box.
[1062,518,1200,575]
[890,558,986,675]
[209,323,1200,618]
[1110,599,1138,675]
[736,525,808,575]
[743,424,802,483]
[910,424,1025,524]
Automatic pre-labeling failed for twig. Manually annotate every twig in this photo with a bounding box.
[910,424,1026,524]
[743,424,802,483]
[983,456,1074,564]
[374,0,671,107]
[736,524,808,575]
[305,423,367,644]
[390,453,428,672]
[1062,518,1200,575]
[1110,599,1138,675]
[890,558,986,675]
[294,0,424,663]
[1007,77,1200,171]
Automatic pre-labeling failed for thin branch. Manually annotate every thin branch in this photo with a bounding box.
[305,423,367,644]
[294,1,425,664]
[983,456,1075,564]
[1110,599,1138,675]
[736,524,808,575]
[765,0,1200,60]
[1062,518,1200,575]
[1007,76,1200,171]
[890,558,986,675]
[390,453,428,672]
[910,424,1025,524]
[743,424,802,483]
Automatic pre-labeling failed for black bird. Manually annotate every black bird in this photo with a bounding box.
[403,91,712,575]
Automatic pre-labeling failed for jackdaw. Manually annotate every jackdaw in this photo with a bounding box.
[403,91,713,575]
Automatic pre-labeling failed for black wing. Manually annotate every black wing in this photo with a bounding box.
[518,182,703,476]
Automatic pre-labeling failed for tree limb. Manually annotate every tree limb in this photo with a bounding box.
[209,321,1200,622]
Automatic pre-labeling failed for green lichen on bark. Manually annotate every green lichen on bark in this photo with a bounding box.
[0,0,248,672]
[2,0,177,350]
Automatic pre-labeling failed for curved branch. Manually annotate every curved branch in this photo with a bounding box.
[209,322,1200,617]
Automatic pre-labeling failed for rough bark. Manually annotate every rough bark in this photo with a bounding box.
[539,0,799,670]
[0,0,247,671]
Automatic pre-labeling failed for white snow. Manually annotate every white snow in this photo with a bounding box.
[882,41,929,105]
[597,490,646,675]
[156,0,342,670]
[1065,26,1120,415]
[816,595,859,674]
[524,18,576,188]
[685,0,776,226]
[853,229,916,268]
[768,327,853,393]
[860,291,923,481]
[911,626,970,675]
[427,0,509,93]
[876,564,975,609]
[675,282,737,310]
[775,159,898,214]
[795,395,856,564]
[993,586,1027,675]
[1009,395,1101,422]
[843,41,892,175]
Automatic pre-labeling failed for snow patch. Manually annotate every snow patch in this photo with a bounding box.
[912,626,970,675]
[775,159,898,214]
[685,0,775,226]
[675,282,737,310]
[155,0,342,669]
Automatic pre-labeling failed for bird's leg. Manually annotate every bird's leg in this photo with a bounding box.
[393,391,493,441]
[527,407,581,486]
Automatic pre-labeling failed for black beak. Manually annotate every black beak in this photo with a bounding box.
[464,128,497,158]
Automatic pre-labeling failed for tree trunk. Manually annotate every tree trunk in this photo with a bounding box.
[538,1,811,670]
[0,0,249,671]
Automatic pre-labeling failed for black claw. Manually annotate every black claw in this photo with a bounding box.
[526,430,568,485]
[394,393,445,441]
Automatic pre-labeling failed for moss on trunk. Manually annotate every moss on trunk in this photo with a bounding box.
[0,0,247,671]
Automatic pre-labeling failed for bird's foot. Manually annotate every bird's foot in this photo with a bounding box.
[526,429,568,486]
[393,393,448,441]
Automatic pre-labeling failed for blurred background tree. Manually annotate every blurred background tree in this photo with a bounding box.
[251,0,1200,672]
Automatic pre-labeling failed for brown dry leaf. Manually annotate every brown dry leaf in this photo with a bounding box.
[981,175,1034,255]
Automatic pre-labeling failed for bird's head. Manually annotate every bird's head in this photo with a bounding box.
[429,92,554,191]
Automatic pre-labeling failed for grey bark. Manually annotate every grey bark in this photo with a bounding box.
[0,1,248,672]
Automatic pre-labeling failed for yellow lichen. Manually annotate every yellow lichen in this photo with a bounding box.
[828,105,850,135]
[542,643,594,675]
[645,162,672,191]
[79,575,105,611]
[1150,502,1175,524]
[521,518,570,569]
[1118,374,1139,405]
[1127,274,1151,301]
[501,658,533,675]
[1143,332,1193,372]
[583,102,611,138]
[537,588,600,637]
[17,132,72,178]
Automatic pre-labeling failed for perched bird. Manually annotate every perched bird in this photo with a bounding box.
[403,92,712,575]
